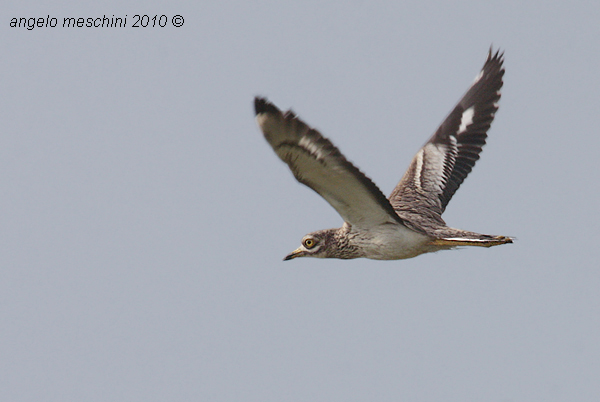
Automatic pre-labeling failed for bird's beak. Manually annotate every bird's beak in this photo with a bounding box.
[283,247,305,261]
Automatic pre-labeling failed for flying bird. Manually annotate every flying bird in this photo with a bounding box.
[255,49,512,261]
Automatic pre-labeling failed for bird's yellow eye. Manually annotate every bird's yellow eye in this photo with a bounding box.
[304,238,316,249]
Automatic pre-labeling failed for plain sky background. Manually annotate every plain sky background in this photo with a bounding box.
[2,1,600,401]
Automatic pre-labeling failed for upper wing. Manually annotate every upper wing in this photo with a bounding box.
[255,97,405,230]
[389,49,505,226]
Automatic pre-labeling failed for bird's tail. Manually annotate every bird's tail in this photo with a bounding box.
[430,229,514,248]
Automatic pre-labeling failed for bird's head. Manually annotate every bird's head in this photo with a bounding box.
[284,229,337,260]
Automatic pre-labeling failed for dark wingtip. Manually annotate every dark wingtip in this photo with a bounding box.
[486,45,505,65]
[254,96,280,116]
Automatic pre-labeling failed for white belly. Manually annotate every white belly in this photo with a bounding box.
[352,222,433,260]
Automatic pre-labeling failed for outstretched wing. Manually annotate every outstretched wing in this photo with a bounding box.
[255,97,405,230]
[389,49,505,227]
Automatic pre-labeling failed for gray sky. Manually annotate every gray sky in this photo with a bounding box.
[2,1,599,401]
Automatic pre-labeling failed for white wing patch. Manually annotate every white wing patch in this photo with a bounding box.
[449,133,457,148]
[473,69,484,84]
[418,143,448,196]
[413,149,424,191]
[457,106,475,134]
[299,136,327,159]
